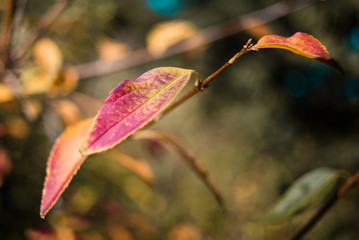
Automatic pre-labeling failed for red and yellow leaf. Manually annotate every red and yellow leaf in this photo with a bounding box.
[40,118,93,218]
[252,32,343,73]
[80,67,195,155]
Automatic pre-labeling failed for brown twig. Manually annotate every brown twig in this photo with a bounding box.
[0,0,37,121]
[0,0,16,78]
[12,0,28,42]
[0,0,70,121]
[153,39,253,122]
[74,0,315,80]
[14,0,72,60]
[134,130,225,212]
[292,169,359,240]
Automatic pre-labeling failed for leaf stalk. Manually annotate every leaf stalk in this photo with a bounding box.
[155,39,254,121]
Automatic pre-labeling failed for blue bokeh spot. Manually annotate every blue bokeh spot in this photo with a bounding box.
[344,78,359,102]
[284,70,309,98]
[307,63,332,89]
[349,26,359,52]
[147,0,181,15]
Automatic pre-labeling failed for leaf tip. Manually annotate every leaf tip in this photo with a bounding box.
[79,143,99,156]
[79,138,96,156]
[317,58,344,74]
[40,197,50,219]
[79,147,86,156]
[253,32,343,73]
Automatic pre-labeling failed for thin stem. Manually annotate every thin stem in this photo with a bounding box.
[14,0,71,60]
[155,40,253,121]
[74,0,314,80]
[12,0,28,43]
[292,169,359,240]
[338,169,359,197]
[134,130,225,212]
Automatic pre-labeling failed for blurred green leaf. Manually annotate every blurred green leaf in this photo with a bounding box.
[259,168,342,224]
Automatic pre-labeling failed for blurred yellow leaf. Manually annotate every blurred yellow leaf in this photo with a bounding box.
[55,227,75,240]
[168,222,203,240]
[96,38,130,60]
[108,150,156,186]
[55,99,83,125]
[59,214,92,232]
[21,38,64,95]
[49,66,79,97]
[4,117,30,139]
[21,67,56,95]
[24,98,43,121]
[34,38,63,73]
[146,20,198,56]
[241,17,273,39]
[108,225,134,240]
[0,83,14,103]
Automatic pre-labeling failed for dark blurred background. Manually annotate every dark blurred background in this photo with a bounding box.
[1,0,359,239]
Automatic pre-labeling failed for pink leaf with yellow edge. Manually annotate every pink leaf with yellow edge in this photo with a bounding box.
[252,32,343,73]
[40,118,93,218]
[80,67,195,155]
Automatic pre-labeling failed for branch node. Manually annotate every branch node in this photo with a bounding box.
[243,38,253,49]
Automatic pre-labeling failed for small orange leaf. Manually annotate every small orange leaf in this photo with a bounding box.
[21,38,63,96]
[34,38,63,73]
[252,32,343,73]
[108,150,156,186]
[55,99,83,126]
[96,37,130,60]
[0,83,14,103]
[40,118,92,218]
[4,117,30,139]
[168,222,203,240]
[108,225,134,240]
[241,17,273,39]
[49,65,79,97]
[146,20,198,56]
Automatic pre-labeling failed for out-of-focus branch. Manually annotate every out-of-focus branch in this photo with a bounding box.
[152,39,253,123]
[14,0,72,60]
[134,130,225,212]
[12,0,28,42]
[0,0,69,121]
[0,0,16,78]
[74,0,315,80]
[292,169,359,240]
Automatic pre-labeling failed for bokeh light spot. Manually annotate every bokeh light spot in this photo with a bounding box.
[284,70,309,98]
[344,77,359,102]
[307,63,332,89]
[147,0,181,15]
[349,26,359,51]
